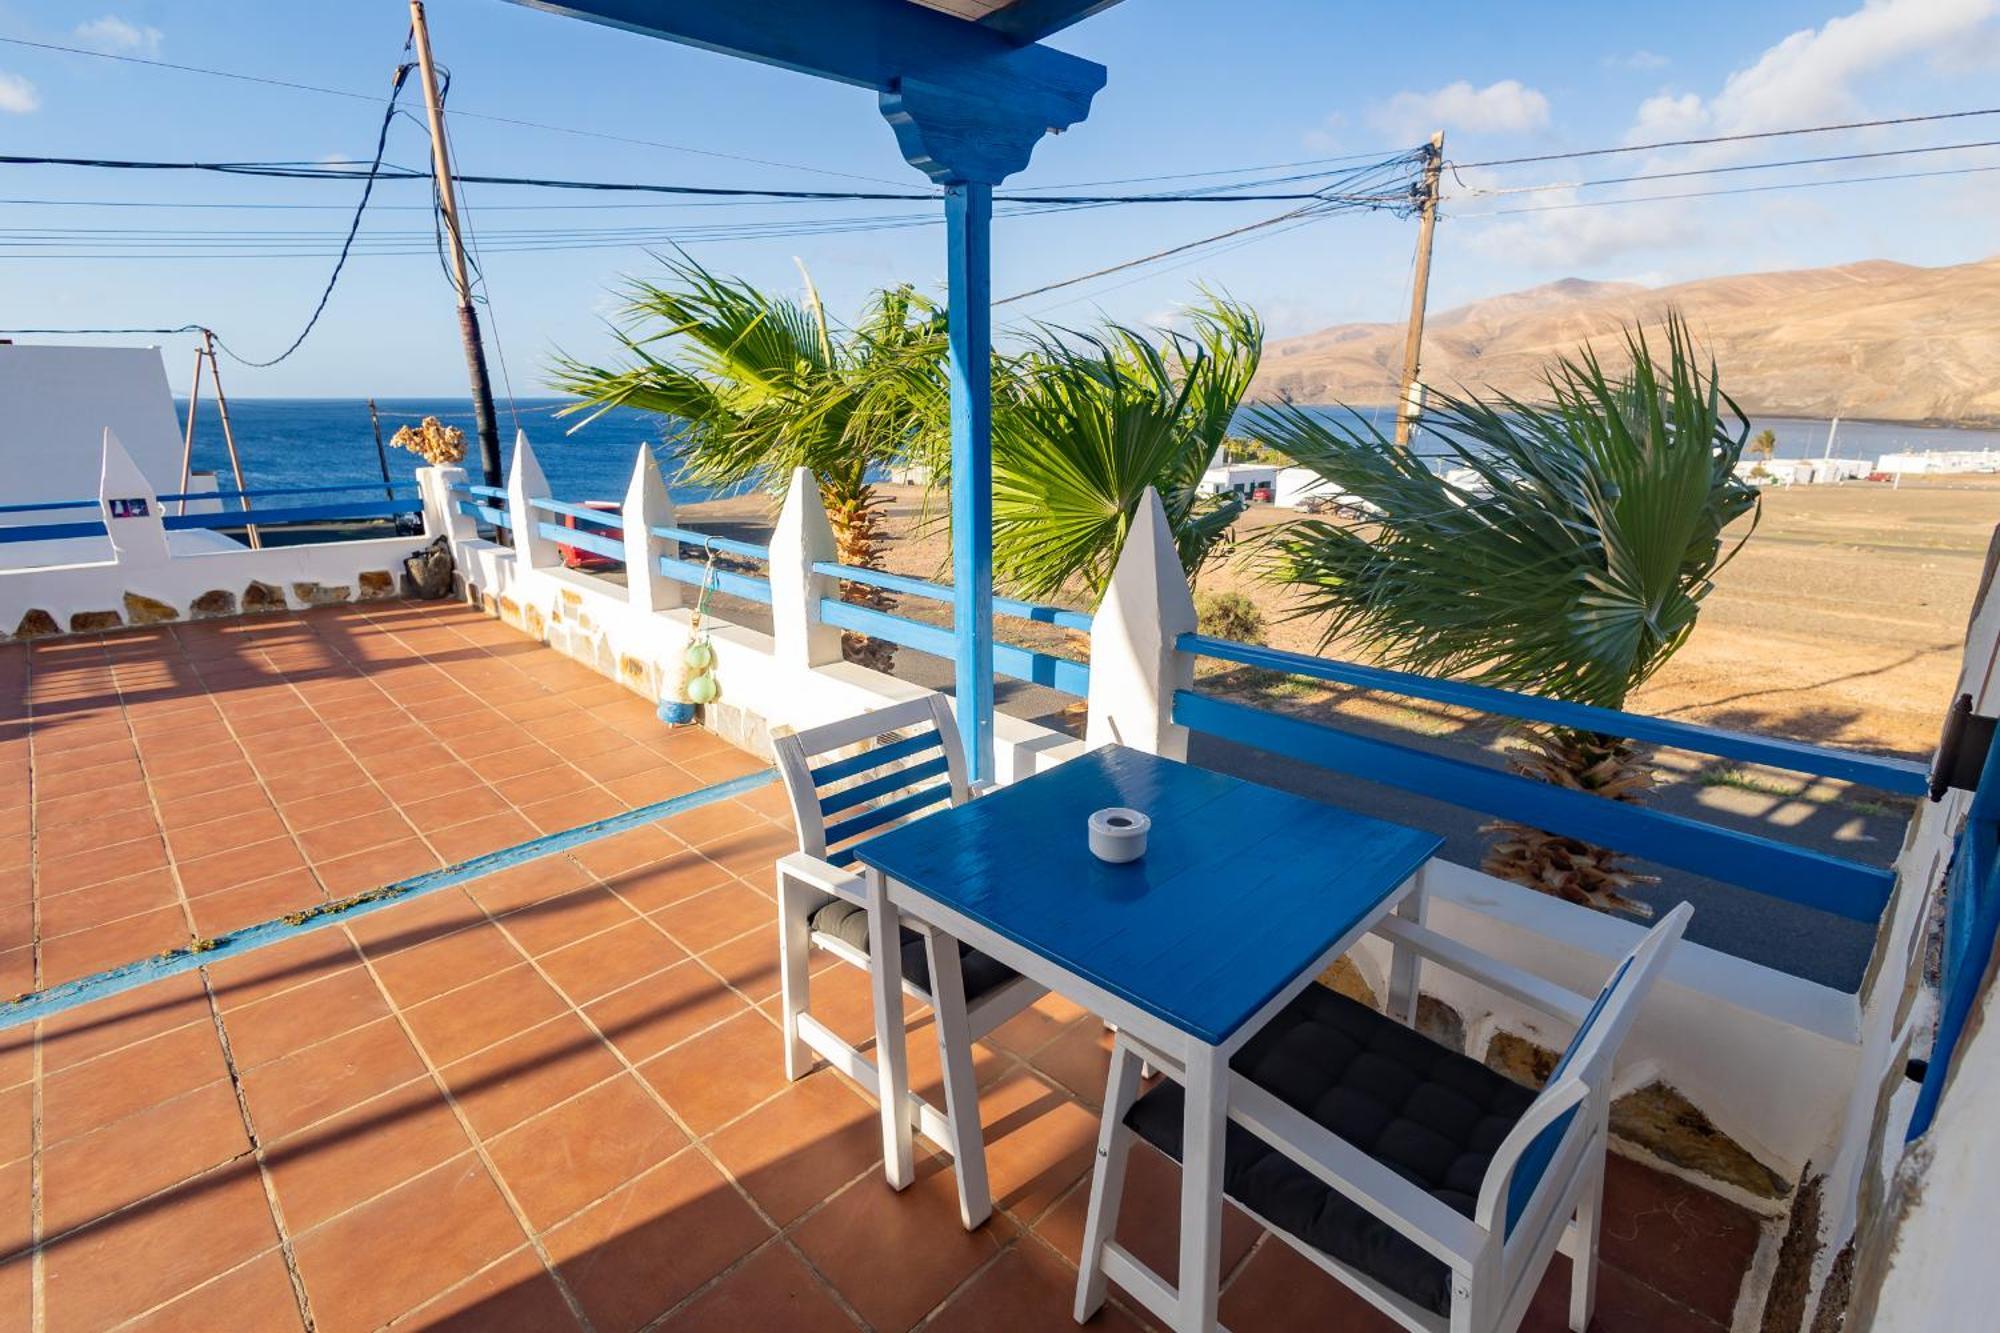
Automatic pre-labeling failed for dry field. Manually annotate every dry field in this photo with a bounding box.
[687,474,1995,760]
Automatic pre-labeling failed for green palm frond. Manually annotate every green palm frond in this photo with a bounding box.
[988,294,1263,600]
[549,251,948,507]
[1253,312,1757,711]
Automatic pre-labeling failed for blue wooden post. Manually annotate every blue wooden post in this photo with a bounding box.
[947,182,996,782]
[503,0,1108,790]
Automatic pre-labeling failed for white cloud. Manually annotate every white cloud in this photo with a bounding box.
[1703,0,1995,134]
[1465,0,2000,272]
[75,16,164,57]
[1605,50,1671,71]
[0,72,38,114]
[1368,79,1551,142]
[1630,91,1708,141]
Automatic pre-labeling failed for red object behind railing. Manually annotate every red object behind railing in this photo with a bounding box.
[561,501,623,570]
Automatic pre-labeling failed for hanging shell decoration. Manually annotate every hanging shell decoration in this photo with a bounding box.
[390,416,468,465]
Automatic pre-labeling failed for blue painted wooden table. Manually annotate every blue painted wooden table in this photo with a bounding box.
[852,744,1443,1333]
[854,744,1441,1046]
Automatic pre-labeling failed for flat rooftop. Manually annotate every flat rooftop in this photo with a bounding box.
[0,602,1760,1330]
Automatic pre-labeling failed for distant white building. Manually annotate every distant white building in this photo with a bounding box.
[1732,457,1874,486]
[1876,449,2000,475]
[1199,463,1277,500]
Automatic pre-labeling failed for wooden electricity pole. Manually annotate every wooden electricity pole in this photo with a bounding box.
[1393,130,1445,449]
[409,0,504,489]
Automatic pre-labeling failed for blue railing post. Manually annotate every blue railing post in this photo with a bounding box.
[946,180,995,783]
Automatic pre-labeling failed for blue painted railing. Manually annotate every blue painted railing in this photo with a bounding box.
[156,482,418,505]
[0,518,109,545]
[0,482,420,545]
[1909,738,2000,1137]
[0,498,101,516]
[1174,635,1915,926]
[652,525,774,605]
[813,561,1090,696]
[164,499,412,531]
[528,497,626,565]
[653,525,770,562]
[1186,636,1929,796]
[449,482,507,527]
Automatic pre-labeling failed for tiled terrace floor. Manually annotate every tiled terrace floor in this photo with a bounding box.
[0,601,1766,1331]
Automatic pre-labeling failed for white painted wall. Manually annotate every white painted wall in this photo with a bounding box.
[1,431,431,632]
[1839,530,2000,1331]
[0,344,188,506]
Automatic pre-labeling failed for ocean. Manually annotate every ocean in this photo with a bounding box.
[179,397,2000,504]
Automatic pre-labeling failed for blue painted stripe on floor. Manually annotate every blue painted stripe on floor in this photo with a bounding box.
[3,767,777,1030]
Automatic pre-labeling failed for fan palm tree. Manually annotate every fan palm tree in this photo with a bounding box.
[1251,314,1759,914]
[550,253,948,669]
[981,297,1264,602]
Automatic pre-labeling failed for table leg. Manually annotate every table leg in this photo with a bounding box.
[1386,861,1430,1028]
[1177,1041,1227,1332]
[922,924,992,1230]
[865,868,914,1191]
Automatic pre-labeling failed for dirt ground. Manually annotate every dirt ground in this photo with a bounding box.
[687,474,1995,759]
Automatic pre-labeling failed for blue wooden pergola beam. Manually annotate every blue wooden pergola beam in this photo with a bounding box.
[510,0,1105,99]
[979,0,1126,43]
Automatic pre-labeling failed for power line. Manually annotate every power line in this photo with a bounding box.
[1450,159,2000,218]
[1452,105,2000,169]
[1451,136,2000,199]
[0,150,1427,206]
[996,202,1327,306]
[216,63,415,366]
[0,33,909,187]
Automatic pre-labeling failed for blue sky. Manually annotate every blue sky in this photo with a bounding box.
[2,0,1998,396]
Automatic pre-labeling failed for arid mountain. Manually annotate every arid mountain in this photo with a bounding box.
[1254,255,2000,424]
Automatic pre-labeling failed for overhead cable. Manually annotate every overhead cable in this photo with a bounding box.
[1453,106,2000,168]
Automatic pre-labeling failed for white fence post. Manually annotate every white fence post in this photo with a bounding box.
[768,466,844,669]
[98,428,166,567]
[621,445,679,613]
[1086,486,1196,759]
[505,429,561,571]
[418,465,477,546]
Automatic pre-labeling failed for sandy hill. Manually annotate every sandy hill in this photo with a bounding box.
[1255,255,2000,423]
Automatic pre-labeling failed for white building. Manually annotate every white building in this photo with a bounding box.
[1198,462,1277,500]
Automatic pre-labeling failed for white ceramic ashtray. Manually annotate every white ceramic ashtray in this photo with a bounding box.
[1088,807,1150,863]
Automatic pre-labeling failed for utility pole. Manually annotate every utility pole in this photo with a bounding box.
[201,329,260,549]
[1393,130,1445,450]
[409,0,503,489]
[367,398,394,500]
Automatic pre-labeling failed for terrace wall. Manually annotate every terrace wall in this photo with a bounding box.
[0,431,430,639]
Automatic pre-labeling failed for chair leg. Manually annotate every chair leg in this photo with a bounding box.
[1075,1039,1145,1323]
[865,872,915,1191]
[776,876,813,1081]
[924,926,992,1230]
[1570,1161,1605,1333]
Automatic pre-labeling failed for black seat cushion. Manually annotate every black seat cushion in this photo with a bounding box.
[1125,985,1537,1316]
[807,899,1019,1004]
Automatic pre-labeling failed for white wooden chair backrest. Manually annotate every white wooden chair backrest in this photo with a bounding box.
[1474,902,1692,1246]
[771,694,971,865]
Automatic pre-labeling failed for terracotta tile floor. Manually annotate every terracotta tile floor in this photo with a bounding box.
[0,601,1766,1330]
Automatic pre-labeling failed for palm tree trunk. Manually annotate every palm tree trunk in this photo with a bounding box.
[821,479,898,673]
[1480,726,1657,917]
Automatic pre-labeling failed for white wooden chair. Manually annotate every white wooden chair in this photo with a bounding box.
[772,695,1045,1229]
[1074,902,1693,1333]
